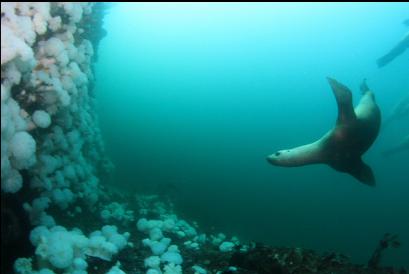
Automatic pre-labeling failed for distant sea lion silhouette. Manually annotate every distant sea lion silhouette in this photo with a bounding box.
[383,93,409,128]
[377,25,409,68]
[267,78,381,186]
[383,134,409,157]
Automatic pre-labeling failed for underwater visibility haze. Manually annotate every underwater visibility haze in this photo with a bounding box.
[1,2,409,274]
[96,1,409,265]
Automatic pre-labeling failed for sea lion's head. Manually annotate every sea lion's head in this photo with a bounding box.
[266,142,323,167]
[266,150,295,167]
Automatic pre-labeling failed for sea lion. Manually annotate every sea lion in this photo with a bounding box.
[383,93,409,129]
[383,134,409,157]
[267,78,381,186]
[377,31,409,68]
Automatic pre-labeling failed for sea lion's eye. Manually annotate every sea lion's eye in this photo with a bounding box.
[275,152,281,156]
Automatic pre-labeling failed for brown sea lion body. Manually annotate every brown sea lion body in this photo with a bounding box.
[267,78,381,186]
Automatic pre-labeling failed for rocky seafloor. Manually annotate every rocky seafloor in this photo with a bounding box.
[50,190,409,274]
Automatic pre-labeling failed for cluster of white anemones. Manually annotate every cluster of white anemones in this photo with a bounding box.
[1,3,123,273]
[1,2,112,221]
[134,195,248,274]
[14,225,130,274]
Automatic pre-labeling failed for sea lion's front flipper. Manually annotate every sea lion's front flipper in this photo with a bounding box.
[327,77,356,125]
[350,159,375,186]
[331,157,376,186]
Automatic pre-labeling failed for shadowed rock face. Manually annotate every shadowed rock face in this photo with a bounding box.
[1,193,33,274]
[229,243,404,274]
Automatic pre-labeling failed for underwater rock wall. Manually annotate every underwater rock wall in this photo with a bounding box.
[1,2,111,212]
[1,3,117,272]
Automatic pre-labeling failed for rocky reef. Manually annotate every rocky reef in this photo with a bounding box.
[1,3,114,273]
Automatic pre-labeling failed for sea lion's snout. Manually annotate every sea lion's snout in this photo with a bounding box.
[267,149,299,167]
[266,152,280,165]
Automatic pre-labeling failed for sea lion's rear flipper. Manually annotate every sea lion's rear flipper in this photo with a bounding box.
[360,78,370,94]
[327,77,357,125]
[347,158,376,186]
